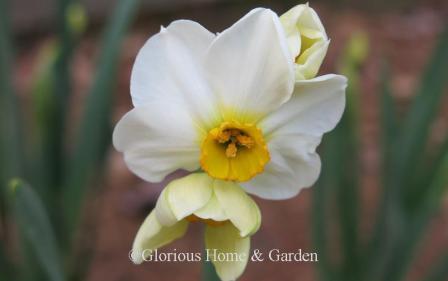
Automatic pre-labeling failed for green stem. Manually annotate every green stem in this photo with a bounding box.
[202,260,220,281]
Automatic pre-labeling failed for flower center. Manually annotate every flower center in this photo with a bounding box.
[217,128,255,158]
[200,121,270,182]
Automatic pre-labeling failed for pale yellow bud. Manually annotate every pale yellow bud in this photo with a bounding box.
[280,4,329,80]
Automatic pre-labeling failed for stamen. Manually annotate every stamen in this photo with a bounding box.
[218,128,256,158]
[236,135,254,148]
[226,141,238,158]
[217,130,231,143]
[200,121,270,182]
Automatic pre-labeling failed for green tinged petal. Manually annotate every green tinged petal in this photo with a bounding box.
[279,3,328,80]
[214,180,261,237]
[131,212,188,264]
[166,173,213,221]
[296,39,329,79]
[154,188,178,226]
[205,223,250,281]
[280,4,307,57]
[194,192,228,221]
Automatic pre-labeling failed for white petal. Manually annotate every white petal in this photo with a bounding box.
[242,74,347,199]
[205,223,250,281]
[261,74,347,138]
[204,8,294,123]
[241,135,321,199]
[131,212,188,264]
[113,103,201,183]
[130,20,220,128]
[213,180,261,237]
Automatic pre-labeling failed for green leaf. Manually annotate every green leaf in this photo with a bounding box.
[202,259,221,281]
[8,179,65,281]
[47,0,80,189]
[418,148,448,216]
[0,3,23,262]
[0,242,14,281]
[0,0,23,186]
[364,64,402,281]
[411,133,448,208]
[394,26,448,194]
[313,118,352,281]
[29,42,60,202]
[368,27,448,281]
[379,64,399,170]
[312,33,368,281]
[312,142,340,281]
[335,33,367,280]
[425,134,448,184]
[62,0,140,238]
[382,146,448,281]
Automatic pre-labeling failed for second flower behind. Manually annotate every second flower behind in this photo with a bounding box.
[130,173,261,281]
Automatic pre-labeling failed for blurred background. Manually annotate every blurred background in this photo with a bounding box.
[1,0,448,281]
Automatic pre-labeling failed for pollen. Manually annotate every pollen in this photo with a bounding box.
[217,129,255,158]
[236,134,254,148]
[226,141,238,158]
[200,120,270,182]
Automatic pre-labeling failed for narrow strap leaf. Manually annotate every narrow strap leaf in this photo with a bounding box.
[62,0,140,239]
[8,179,65,281]
[202,259,221,281]
[312,33,368,281]
[0,0,23,185]
[0,242,15,281]
[364,64,402,281]
[312,154,338,281]
[382,149,448,281]
[394,26,448,193]
[368,27,448,281]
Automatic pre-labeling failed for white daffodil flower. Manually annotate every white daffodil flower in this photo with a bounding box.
[113,8,347,200]
[280,3,330,80]
[130,173,261,281]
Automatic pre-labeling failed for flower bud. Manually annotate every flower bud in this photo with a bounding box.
[280,4,329,80]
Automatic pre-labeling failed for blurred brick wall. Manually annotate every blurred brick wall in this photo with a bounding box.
[10,0,223,34]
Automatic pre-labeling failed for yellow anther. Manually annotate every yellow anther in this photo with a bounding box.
[200,121,270,182]
[236,134,254,148]
[225,141,238,158]
[217,130,231,143]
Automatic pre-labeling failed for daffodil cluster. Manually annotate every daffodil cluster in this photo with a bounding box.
[113,4,346,281]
